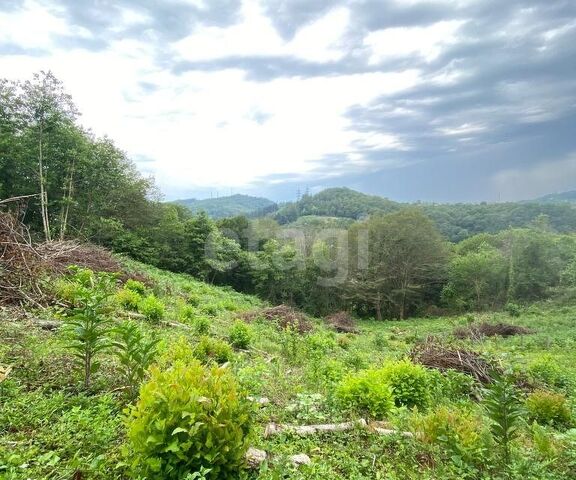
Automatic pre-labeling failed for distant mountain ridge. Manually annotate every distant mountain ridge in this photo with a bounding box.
[530,190,576,204]
[174,194,276,219]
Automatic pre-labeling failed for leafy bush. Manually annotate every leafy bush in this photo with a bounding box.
[429,369,476,403]
[178,305,196,322]
[115,288,141,311]
[313,358,347,388]
[505,302,521,317]
[482,374,524,466]
[193,316,211,335]
[415,406,488,465]
[125,279,147,295]
[61,268,116,389]
[335,369,395,419]
[527,355,571,390]
[379,359,431,409]
[138,295,165,322]
[526,390,572,427]
[125,361,253,479]
[112,321,159,398]
[229,321,253,350]
[194,336,234,365]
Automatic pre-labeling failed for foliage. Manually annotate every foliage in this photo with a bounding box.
[527,355,572,390]
[379,359,432,409]
[228,320,253,350]
[124,361,253,479]
[194,336,234,365]
[335,369,395,419]
[526,390,572,428]
[112,321,159,399]
[138,295,165,322]
[124,279,147,295]
[482,374,524,466]
[115,288,141,311]
[193,316,211,335]
[61,268,116,389]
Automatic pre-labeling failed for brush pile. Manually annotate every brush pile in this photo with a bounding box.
[454,322,532,340]
[240,304,312,333]
[410,339,497,383]
[0,212,46,305]
[0,212,145,306]
[325,311,359,334]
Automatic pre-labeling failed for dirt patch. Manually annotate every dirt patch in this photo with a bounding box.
[454,322,532,340]
[325,311,359,334]
[410,339,497,384]
[240,305,312,334]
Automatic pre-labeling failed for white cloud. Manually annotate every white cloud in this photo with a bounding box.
[364,20,465,64]
[174,0,351,63]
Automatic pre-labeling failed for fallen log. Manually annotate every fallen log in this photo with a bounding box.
[264,419,412,438]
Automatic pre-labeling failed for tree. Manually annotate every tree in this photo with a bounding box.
[21,71,79,241]
[348,209,449,320]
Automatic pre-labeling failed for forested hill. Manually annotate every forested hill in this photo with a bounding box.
[174,194,277,218]
[530,190,576,204]
[271,187,576,242]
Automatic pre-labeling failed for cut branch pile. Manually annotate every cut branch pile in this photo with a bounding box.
[410,340,497,384]
[0,212,45,306]
[454,322,532,340]
[0,212,147,306]
[325,311,359,334]
[240,305,312,334]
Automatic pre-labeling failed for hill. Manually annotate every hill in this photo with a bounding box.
[530,190,576,204]
[273,187,400,223]
[175,194,277,218]
[270,187,576,242]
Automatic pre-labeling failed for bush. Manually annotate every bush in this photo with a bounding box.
[335,369,395,419]
[193,316,211,335]
[526,390,572,427]
[430,369,476,403]
[125,279,147,295]
[125,361,253,479]
[504,302,521,317]
[527,355,571,390]
[229,321,253,350]
[115,288,141,311]
[379,359,431,409]
[415,406,488,465]
[194,336,234,365]
[138,295,165,322]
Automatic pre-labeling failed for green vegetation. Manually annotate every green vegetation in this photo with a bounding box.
[3,259,576,479]
[175,194,277,219]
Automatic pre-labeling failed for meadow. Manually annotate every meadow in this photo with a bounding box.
[1,257,576,480]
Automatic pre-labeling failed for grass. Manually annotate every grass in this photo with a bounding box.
[1,259,576,479]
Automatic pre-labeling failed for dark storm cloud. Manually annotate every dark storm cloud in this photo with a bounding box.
[46,0,241,51]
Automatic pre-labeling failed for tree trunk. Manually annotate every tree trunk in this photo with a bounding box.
[59,156,75,240]
[38,124,51,241]
[375,292,382,321]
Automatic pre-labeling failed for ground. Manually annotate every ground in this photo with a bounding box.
[1,258,575,479]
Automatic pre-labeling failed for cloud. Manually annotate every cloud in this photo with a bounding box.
[493,154,576,201]
[1,0,575,202]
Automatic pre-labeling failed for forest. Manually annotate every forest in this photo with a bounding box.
[2,72,576,480]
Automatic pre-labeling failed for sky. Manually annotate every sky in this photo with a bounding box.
[1,0,575,203]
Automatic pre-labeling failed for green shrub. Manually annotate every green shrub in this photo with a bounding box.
[415,406,488,465]
[194,336,234,365]
[125,361,253,479]
[187,293,201,306]
[156,337,195,368]
[201,304,219,316]
[115,288,141,311]
[125,279,147,295]
[504,302,521,317]
[526,390,572,427]
[527,355,571,390]
[229,321,253,350]
[178,305,196,322]
[313,359,347,388]
[373,332,388,349]
[112,321,159,399]
[430,369,476,403]
[138,295,165,322]
[335,369,395,419]
[379,359,431,409]
[193,316,211,335]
